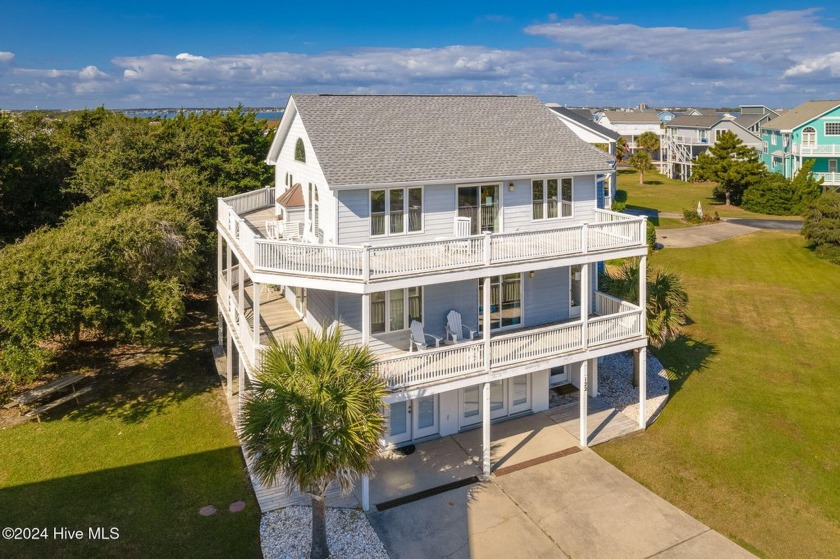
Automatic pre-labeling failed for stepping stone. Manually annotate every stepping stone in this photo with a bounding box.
[229,501,246,513]
[199,505,217,516]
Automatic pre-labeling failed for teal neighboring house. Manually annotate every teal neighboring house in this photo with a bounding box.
[760,100,840,189]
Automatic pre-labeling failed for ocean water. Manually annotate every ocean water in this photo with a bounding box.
[122,109,284,120]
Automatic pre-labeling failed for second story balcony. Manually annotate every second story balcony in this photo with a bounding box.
[792,143,840,156]
[218,187,647,289]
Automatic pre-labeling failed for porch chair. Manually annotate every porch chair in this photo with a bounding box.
[265,220,282,240]
[409,320,443,352]
[283,220,301,241]
[445,310,477,343]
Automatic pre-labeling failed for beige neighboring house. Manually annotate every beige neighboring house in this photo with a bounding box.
[596,110,662,156]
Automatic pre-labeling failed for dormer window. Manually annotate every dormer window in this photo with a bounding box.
[295,138,306,162]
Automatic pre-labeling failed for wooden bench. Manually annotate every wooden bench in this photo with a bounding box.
[24,385,94,422]
[3,374,88,421]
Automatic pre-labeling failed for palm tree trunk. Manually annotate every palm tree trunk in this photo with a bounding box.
[639,171,643,185]
[310,493,329,559]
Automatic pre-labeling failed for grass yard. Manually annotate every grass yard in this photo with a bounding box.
[595,232,840,558]
[617,169,802,220]
[0,298,262,559]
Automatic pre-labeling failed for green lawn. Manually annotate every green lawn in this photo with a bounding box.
[0,299,262,559]
[595,232,840,558]
[617,169,802,220]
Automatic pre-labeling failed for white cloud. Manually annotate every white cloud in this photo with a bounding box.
[0,51,14,63]
[1,9,840,109]
[783,51,840,77]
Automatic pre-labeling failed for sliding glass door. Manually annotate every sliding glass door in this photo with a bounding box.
[458,184,499,234]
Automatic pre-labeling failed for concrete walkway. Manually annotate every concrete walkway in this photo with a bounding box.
[369,447,756,558]
[656,221,759,248]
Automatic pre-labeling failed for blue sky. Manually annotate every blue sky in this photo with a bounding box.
[1,1,839,109]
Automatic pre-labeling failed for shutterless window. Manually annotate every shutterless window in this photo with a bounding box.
[370,288,422,334]
[825,122,840,136]
[532,178,571,219]
[370,187,422,236]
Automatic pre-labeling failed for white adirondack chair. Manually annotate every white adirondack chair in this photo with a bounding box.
[445,310,477,343]
[454,216,471,237]
[284,221,301,241]
[409,320,442,352]
[265,220,281,240]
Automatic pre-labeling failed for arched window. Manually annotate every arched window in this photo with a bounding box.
[802,126,816,148]
[294,138,306,162]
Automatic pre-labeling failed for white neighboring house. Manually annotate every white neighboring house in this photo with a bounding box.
[596,110,662,155]
[661,115,762,181]
[216,94,650,510]
[547,105,620,209]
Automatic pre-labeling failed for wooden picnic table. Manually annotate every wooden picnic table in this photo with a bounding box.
[3,373,85,414]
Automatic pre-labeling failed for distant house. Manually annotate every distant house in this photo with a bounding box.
[760,100,840,189]
[657,110,676,124]
[597,111,662,154]
[734,105,779,135]
[548,105,620,208]
[661,115,762,180]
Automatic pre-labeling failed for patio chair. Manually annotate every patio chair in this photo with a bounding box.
[283,220,301,241]
[265,220,282,240]
[445,310,477,343]
[409,320,442,352]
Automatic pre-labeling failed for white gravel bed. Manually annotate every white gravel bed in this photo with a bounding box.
[261,506,388,559]
[598,352,670,425]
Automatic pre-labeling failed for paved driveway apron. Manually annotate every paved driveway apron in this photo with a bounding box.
[368,448,755,559]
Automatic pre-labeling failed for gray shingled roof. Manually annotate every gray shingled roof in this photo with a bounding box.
[290,95,612,187]
[600,110,662,124]
[548,106,621,141]
[666,115,722,129]
[733,114,765,129]
[763,100,840,131]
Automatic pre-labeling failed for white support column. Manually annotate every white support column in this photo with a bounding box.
[361,475,370,512]
[253,281,261,349]
[579,360,589,447]
[225,325,233,398]
[639,253,648,308]
[638,347,648,429]
[237,262,245,331]
[362,293,370,344]
[482,277,491,371]
[361,292,371,511]
[482,382,491,477]
[238,356,245,425]
[581,262,590,348]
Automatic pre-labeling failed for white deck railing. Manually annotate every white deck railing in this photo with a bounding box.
[792,143,840,156]
[218,191,646,281]
[373,293,644,389]
[813,172,840,184]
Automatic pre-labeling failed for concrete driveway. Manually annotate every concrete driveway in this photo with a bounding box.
[369,446,755,558]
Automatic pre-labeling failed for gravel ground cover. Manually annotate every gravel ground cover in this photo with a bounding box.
[598,352,670,425]
[261,506,388,559]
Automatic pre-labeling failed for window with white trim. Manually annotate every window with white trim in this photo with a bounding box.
[309,183,320,237]
[771,134,777,146]
[370,187,422,236]
[825,122,840,136]
[532,178,572,219]
[714,129,725,140]
[802,126,817,147]
[762,141,768,153]
[370,287,422,334]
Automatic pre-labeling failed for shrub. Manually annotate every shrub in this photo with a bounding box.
[682,208,721,224]
[803,191,840,264]
[611,199,627,212]
[742,173,796,215]
[646,220,657,251]
[0,341,54,390]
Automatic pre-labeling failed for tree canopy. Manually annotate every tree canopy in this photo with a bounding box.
[629,150,654,184]
[0,108,274,389]
[803,191,840,265]
[637,131,660,154]
[692,131,765,206]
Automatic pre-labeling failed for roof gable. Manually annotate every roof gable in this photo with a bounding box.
[667,115,722,129]
[548,106,621,141]
[287,95,611,187]
[763,100,840,132]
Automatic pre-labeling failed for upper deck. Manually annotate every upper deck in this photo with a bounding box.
[218,187,648,293]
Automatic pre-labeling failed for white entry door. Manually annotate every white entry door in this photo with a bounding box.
[413,395,438,439]
[569,265,582,318]
[387,400,412,445]
[509,375,530,414]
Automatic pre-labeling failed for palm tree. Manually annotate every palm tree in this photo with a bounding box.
[600,260,689,385]
[629,149,654,184]
[241,327,386,559]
